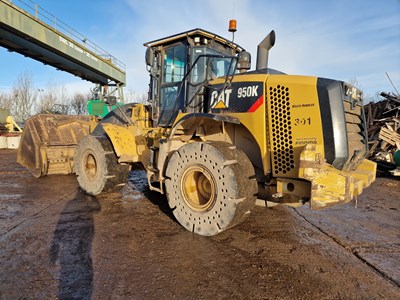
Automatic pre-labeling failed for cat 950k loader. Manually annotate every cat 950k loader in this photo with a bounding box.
[19,28,376,236]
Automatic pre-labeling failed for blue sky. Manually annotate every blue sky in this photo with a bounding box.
[1,0,399,100]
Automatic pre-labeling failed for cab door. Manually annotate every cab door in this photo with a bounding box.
[158,43,187,126]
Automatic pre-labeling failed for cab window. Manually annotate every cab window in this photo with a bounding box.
[190,47,236,84]
[159,44,186,126]
[163,46,186,83]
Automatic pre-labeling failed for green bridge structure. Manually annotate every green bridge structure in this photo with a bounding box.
[0,0,126,93]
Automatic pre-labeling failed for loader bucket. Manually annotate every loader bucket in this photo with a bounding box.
[17,114,93,177]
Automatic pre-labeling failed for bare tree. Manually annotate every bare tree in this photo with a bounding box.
[57,85,71,113]
[70,92,90,115]
[11,71,37,121]
[0,91,12,110]
[348,77,380,103]
[35,85,57,114]
[125,89,148,104]
[348,77,360,88]
[36,80,74,114]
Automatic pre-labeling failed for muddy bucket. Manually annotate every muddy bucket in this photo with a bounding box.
[17,114,93,177]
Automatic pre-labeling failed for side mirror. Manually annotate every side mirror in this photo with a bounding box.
[145,48,154,66]
[237,51,251,72]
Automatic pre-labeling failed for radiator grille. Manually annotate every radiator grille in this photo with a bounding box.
[269,85,295,175]
[343,100,367,169]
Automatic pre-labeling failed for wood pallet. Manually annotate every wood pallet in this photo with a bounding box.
[364,92,400,174]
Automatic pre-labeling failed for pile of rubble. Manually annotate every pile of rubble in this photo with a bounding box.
[364,92,400,175]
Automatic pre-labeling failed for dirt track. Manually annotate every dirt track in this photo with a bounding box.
[0,149,399,299]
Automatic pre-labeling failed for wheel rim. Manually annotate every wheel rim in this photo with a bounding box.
[83,152,97,180]
[181,165,216,212]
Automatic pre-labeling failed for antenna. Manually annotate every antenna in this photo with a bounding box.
[385,72,399,96]
[228,0,236,42]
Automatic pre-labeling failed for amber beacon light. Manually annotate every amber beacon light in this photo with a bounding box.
[229,19,237,32]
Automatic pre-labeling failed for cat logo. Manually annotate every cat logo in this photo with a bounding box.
[210,89,232,109]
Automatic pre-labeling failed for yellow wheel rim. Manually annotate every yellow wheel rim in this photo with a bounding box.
[181,165,216,212]
[84,152,97,179]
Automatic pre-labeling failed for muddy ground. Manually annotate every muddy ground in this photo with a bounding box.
[0,149,399,299]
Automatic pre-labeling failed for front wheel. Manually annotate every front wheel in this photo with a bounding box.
[75,135,130,195]
[165,142,257,236]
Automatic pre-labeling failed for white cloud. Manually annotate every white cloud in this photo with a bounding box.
[1,0,399,98]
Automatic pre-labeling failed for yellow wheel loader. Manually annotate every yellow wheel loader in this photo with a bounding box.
[18,29,376,236]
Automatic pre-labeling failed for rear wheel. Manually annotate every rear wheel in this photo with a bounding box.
[165,141,257,236]
[75,135,130,195]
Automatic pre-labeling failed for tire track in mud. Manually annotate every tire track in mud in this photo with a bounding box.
[0,189,77,241]
[292,208,400,288]
[0,170,30,176]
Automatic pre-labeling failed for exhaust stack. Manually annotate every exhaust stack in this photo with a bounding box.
[256,30,275,70]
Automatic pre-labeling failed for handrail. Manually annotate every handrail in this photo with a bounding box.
[4,0,126,72]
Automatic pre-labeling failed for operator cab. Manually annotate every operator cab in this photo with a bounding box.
[144,29,247,127]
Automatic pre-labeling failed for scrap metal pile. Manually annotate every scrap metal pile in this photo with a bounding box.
[365,92,400,175]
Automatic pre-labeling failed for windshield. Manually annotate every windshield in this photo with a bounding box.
[190,47,236,84]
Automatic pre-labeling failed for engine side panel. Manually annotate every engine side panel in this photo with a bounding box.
[266,75,324,178]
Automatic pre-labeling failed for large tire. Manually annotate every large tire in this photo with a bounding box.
[165,141,257,236]
[75,135,130,195]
